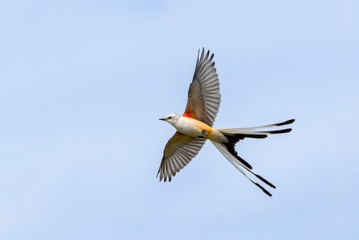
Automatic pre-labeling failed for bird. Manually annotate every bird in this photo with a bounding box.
[158,48,295,196]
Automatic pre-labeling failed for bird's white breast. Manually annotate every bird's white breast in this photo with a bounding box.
[173,117,204,137]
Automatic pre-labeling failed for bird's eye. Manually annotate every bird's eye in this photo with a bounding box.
[167,116,172,120]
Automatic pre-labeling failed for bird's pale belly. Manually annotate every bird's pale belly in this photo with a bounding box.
[175,117,208,137]
[175,117,219,139]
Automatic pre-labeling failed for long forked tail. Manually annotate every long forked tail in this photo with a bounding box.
[211,119,295,197]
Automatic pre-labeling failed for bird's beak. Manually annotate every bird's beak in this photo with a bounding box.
[159,117,166,121]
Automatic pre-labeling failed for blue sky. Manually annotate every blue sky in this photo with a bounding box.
[0,0,358,239]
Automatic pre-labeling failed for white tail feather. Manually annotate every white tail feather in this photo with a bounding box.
[211,140,273,196]
[211,141,250,172]
[217,119,295,134]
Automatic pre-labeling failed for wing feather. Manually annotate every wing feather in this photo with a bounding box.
[184,48,221,126]
[157,132,206,182]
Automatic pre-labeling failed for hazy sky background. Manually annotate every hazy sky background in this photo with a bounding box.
[1,0,358,239]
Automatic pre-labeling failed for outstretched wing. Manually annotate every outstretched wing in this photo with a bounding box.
[184,48,221,127]
[157,132,206,182]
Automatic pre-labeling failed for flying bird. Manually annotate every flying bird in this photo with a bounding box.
[158,48,294,196]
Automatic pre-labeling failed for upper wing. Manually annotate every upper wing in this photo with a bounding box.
[184,48,221,126]
[157,132,206,182]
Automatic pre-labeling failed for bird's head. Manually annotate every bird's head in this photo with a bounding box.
[159,113,180,125]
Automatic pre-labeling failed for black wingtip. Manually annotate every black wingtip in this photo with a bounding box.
[255,174,276,189]
[236,155,253,170]
[255,183,272,197]
[276,119,295,126]
[267,128,292,134]
[236,133,268,139]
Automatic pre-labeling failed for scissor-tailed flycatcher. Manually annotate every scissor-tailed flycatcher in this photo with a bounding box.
[158,48,294,196]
